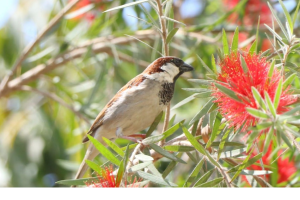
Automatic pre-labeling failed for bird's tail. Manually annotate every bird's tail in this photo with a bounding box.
[72,144,99,187]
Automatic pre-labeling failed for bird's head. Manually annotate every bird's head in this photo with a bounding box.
[143,57,194,83]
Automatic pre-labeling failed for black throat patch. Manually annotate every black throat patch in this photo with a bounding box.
[158,82,175,105]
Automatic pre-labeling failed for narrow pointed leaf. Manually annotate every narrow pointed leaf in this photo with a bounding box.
[211,54,217,73]
[231,27,239,53]
[251,87,267,110]
[230,148,255,182]
[293,0,300,25]
[278,0,293,34]
[246,107,269,119]
[228,152,262,173]
[197,55,215,74]
[137,171,177,187]
[214,83,242,103]
[222,29,229,55]
[283,73,296,89]
[56,177,99,186]
[240,55,249,73]
[135,154,154,162]
[206,114,221,148]
[189,98,214,125]
[249,40,257,55]
[116,145,129,187]
[183,157,205,187]
[85,160,102,175]
[128,161,152,173]
[264,92,276,118]
[150,144,186,163]
[102,137,125,156]
[267,2,288,38]
[263,127,274,155]
[217,128,231,159]
[104,0,149,13]
[164,145,195,152]
[87,135,121,166]
[196,177,224,187]
[274,78,283,109]
[146,111,163,137]
[240,170,273,176]
[172,94,198,110]
[218,148,247,159]
[268,60,275,79]
[194,168,216,187]
[166,28,179,44]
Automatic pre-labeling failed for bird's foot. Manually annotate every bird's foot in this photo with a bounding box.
[116,128,144,143]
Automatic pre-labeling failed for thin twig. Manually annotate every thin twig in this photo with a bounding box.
[0,0,81,97]
[156,0,171,146]
[126,143,142,171]
[19,85,91,124]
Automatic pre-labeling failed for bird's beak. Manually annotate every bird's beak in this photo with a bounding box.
[180,63,194,72]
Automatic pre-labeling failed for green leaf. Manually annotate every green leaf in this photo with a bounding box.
[283,73,296,89]
[222,29,229,55]
[104,0,149,13]
[230,147,255,182]
[240,170,273,176]
[172,94,198,110]
[211,54,217,73]
[197,55,215,74]
[218,148,247,159]
[251,87,267,111]
[128,161,152,173]
[228,152,262,173]
[162,153,182,179]
[188,79,214,85]
[135,154,154,162]
[249,40,257,55]
[168,114,176,128]
[189,98,214,125]
[212,141,245,148]
[264,92,276,118]
[246,107,269,119]
[217,128,231,159]
[182,88,210,93]
[196,177,224,187]
[214,83,242,103]
[149,144,186,164]
[183,157,205,187]
[145,111,163,137]
[194,168,216,187]
[116,145,129,187]
[274,78,283,109]
[267,2,288,39]
[166,28,179,44]
[293,0,300,25]
[195,92,213,98]
[278,0,293,35]
[263,127,274,155]
[87,135,120,166]
[268,60,275,79]
[56,177,99,186]
[85,160,102,175]
[206,114,221,148]
[277,125,293,149]
[164,145,195,152]
[240,55,249,74]
[142,120,183,145]
[182,125,221,168]
[102,137,125,156]
[136,171,177,187]
[231,27,239,53]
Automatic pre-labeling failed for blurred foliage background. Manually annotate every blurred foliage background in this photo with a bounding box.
[0,0,299,187]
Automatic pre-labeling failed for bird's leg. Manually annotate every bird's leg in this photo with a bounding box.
[116,128,143,143]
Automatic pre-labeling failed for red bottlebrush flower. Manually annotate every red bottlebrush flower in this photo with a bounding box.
[223,0,272,26]
[212,52,295,131]
[85,165,146,188]
[242,140,297,185]
[86,165,117,188]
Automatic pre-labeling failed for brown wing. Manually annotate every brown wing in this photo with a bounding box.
[82,74,146,143]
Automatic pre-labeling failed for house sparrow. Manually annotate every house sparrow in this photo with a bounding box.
[74,56,193,179]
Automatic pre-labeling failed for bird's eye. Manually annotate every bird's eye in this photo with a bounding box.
[173,59,180,65]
